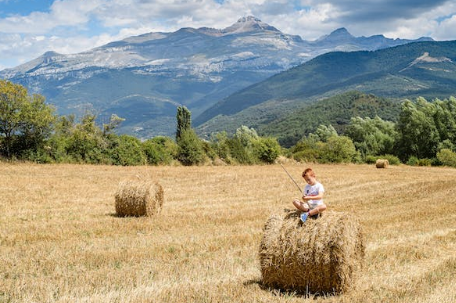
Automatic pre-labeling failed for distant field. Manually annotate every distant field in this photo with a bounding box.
[1,163,455,303]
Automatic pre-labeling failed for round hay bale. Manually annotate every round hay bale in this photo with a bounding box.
[212,158,227,166]
[115,180,164,217]
[259,210,364,294]
[375,159,389,168]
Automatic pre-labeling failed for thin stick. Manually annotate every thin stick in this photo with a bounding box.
[280,164,302,194]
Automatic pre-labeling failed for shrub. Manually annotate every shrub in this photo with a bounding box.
[292,149,320,163]
[110,135,146,166]
[417,158,432,166]
[227,137,255,164]
[319,136,358,163]
[202,140,217,161]
[177,128,206,166]
[407,156,419,166]
[210,132,231,161]
[253,137,281,164]
[437,149,456,167]
[142,136,176,165]
[365,155,377,164]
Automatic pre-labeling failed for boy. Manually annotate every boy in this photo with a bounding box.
[292,167,327,223]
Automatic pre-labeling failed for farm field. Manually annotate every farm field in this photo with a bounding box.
[1,162,455,303]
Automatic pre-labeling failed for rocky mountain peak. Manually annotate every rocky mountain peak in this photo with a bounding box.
[317,27,355,43]
[222,16,280,34]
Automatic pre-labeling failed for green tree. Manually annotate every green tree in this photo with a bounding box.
[320,136,358,163]
[142,136,177,165]
[210,131,231,162]
[16,94,56,154]
[103,114,125,136]
[176,106,191,141]
[253,137,281,164]
[290,136,321,162]
[432,97,456,147]
[45,115,77,162]
[235,125,258,147]
[227,137,255,164]
[0,80,56,158]
[110,135,146,166]
[65,114,109,163]
[177,128,205,166]
[230,126,260,164]
[396,98,440,161]
[437,149,456,167]
[313,124,337,142]
[346,116,397,159]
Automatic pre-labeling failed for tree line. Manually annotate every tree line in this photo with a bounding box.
[0,80,281,165]
[290,96,456,167]
[1,80,456,167]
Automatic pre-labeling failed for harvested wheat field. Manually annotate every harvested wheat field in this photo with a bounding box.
[1,162,455,303]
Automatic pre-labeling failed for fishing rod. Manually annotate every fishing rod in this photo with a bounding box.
[280,164,302,194]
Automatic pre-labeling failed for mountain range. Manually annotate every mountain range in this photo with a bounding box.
[0,16,433,138]
[195,40,456,146]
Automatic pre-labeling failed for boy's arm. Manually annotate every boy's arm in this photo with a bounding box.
[302,192,324,200]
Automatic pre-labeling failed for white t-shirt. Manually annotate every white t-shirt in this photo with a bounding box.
[303,182,325,207]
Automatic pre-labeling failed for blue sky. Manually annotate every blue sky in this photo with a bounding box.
[0,0,455,70]
[0,0,54,17]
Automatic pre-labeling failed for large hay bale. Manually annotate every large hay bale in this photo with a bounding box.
[375,159,389,168]
[115,180,164,217]
[259,210,364,294]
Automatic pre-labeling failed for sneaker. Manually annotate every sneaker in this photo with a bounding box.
[300,212,308,223]
[310,213,320,220]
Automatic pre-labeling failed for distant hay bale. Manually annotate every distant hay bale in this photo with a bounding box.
[115,180,164,217]
[212,158,227,166]
[376,159,389,168]
[259,210,364,294]
[275,155,298,165]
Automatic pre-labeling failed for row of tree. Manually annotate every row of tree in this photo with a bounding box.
[0,80,281,165]
[2,80,456,167]
[290,96,456,167]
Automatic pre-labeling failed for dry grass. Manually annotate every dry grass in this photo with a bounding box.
[0,162,455,303]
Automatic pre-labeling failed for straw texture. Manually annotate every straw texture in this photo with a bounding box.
[115,180,164,217]
[259,210,364,294]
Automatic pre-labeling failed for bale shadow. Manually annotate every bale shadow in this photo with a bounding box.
[106,212,146,218]
[243,279,337,300]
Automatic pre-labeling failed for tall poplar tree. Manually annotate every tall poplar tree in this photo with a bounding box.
[176,106,191,141]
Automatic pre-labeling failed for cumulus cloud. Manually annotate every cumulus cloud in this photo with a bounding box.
[0,0,455,69]
[295,0,456,39]
[434,14,456,40]
[0,0,104,34]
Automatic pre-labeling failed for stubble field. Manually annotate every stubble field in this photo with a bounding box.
[1,162,455,303]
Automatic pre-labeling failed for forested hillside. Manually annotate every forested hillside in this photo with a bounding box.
[259,91,401,147]
[195,40,456,139]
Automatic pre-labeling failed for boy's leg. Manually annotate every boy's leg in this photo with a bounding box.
[308,204,327,217]
[293,199,309,212]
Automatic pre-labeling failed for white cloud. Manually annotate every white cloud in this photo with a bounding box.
[0,0,106,34]
[0,0,456,69]
[434,14,456,40]
[286,3,342,40]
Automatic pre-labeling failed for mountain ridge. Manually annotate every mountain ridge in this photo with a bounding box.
[0,16,434,138]
[195,40,456,145]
